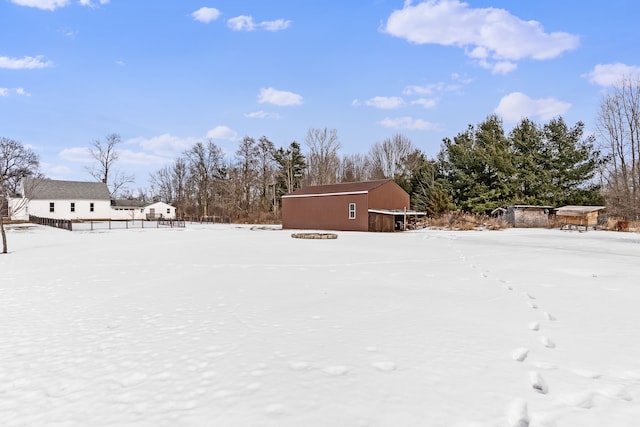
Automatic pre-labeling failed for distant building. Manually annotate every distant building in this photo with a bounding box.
[9,178,175,221]
[555,205,606,230]
[492,205,554,228]
[282,179,422,232]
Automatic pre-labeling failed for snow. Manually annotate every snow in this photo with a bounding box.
[1,223,639,426]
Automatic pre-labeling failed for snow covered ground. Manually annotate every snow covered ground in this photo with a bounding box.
[1,223,639,427]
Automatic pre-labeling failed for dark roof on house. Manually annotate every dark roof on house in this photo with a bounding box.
[282,179,396,198]
[23,178,111,200]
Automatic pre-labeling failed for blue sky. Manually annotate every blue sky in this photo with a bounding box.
[2,0,640,189]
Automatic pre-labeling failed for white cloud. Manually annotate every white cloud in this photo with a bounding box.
[127,134,197,157]
[378,116,439,131]
[9,0,69,10]
[206,126,239,141]
[227,15,256,31]
[44,164,72,178]
[0,87,29,98]
[411,98,437,108]
[59,147,93,163]
[117,149,168,165]
[584,63,640,87]
[403,82,445,96]
[383,0,579,74]
[258,87,303,106]
[259,19,292,32]
[495,92,571,122]
[227,15,291,32]
[0,55,53,70]
[354,96,405,109]
[244,110,283,119]
[58,27,79,38]
[78,0,109,7]
[192,7,221,24]
[10,0,107,9]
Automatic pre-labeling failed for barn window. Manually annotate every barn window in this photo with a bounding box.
[70,202,75,212]
[348,203,356,219]
[49,202,55,212]
[90,202,94,212]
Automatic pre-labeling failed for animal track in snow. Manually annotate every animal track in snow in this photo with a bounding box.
[528,322,540,331]
[527,301,538,309]
[523,292,536,300]
[543,311,556,321]
[529,371,549,394]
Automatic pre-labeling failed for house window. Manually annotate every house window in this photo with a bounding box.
[167,208,170,214]
[70,202,75,212]
[49,202,55,213]
[90,202,94,212]
[348,203,356,219]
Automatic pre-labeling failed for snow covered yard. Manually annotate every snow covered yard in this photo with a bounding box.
[1,224,639,427]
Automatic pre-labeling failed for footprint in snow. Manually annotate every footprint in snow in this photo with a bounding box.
[561,391,597,409]
[540,336,556,349]
[522,292,536,300]
[115,372,148,388]
[529,371,549,394]
[527,301,538,309]
[543,312,556,321]
[512,347,529,362]
[371,361,397,372]
[571,368,602,379]
[323,366,350,376]
[528,322,540,331]
[601,385,633,401]
[288,361,311,371]
[506,399,530,427]
[265,403,287,416]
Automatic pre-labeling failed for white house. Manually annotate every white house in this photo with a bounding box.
[111,200,176,220]
[10,178,113,220]
[9,178,176,221]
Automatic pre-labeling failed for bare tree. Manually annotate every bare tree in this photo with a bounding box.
[305,128,341,185]
[368,134,418,180]
[257,136,276,212]
[339,153,370,182]
[185,140,224,218]
[0,137,40,254]
[597,76,640,218]
[235,136,259,214]
[86,133,134,196]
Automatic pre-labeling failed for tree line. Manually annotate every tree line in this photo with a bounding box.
[2,77,640,237]
[143,115,604,221]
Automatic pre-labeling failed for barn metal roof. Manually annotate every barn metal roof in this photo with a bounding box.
[282,179,394,198]
[21,178,111,200]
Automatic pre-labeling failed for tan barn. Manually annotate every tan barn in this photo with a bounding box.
[555,206,606,230]
[282,179,416,232]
